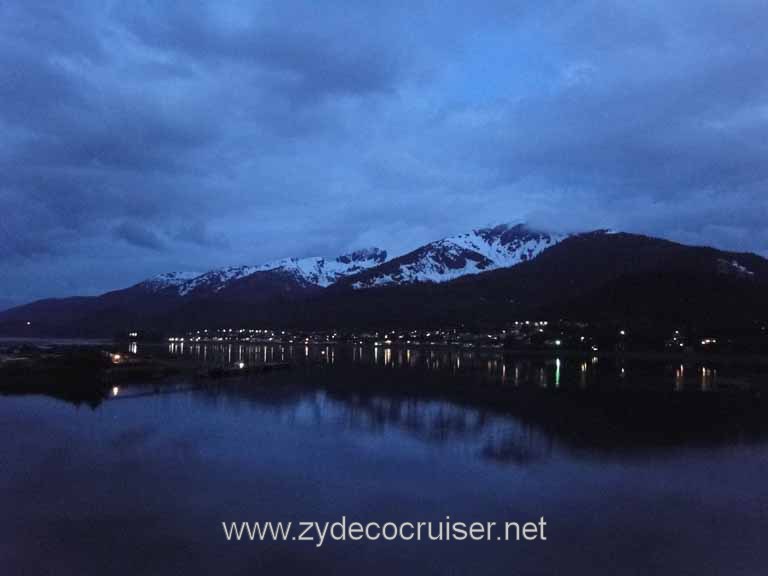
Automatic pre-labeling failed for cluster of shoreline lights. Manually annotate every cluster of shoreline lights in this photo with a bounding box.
[157,325,712,347]
[166,321,573,347]
[164,324,729,353]
[666,330,718,349]
[166,334,506,347]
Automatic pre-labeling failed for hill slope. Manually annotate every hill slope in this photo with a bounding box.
[2,230,766,335]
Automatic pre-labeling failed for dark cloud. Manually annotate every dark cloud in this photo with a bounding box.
[174,221,228,249]
[117,3,403,102]
[114,222,166,251]
[0,0,766,303]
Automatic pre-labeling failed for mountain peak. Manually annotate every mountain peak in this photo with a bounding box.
[474,221,526,236]
[347,223,568,288]
[336,247,387,264]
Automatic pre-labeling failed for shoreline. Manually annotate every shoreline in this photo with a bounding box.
[3,336,768,366]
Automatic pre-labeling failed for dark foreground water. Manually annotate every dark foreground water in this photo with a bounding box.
[2,344,768,575]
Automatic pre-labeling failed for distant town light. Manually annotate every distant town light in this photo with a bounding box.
[112,386,119,397]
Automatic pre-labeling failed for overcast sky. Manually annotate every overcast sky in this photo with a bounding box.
[1,0,767,304]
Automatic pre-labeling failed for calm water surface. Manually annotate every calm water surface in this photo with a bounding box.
[2,343,768,575]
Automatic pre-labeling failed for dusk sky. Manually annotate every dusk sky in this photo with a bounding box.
[1,0,767,305]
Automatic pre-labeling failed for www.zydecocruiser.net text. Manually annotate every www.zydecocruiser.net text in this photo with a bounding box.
[223,516,547,547]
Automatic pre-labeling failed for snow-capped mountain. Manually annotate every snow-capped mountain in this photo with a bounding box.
[132,225,566,296]
[139,271,203,292]
[345,224,567,288]
[5,225,768,336]
[138,248,389,296]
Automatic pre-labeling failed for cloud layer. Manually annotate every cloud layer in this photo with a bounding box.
[1,0,767,303]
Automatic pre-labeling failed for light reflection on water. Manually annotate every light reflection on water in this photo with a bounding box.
[160,341,765,393]
[2,343,768,575]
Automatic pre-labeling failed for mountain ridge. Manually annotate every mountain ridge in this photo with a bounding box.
[119,223,562,297]
[1,226,766,336]
[343,223,566,288]
[135,247,389,296]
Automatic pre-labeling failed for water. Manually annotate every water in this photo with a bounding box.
[167,340,768,392]
[2,344,768,575]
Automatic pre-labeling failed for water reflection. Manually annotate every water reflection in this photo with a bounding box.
[4,377,768,576]
[247,389,553,465]
[3,335,768,576]
[112,342,765,458]
[137,343,768,455]
[165,342,765,393]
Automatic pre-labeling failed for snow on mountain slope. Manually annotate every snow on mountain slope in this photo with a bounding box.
[252,248,388,288]
[138,271,202,293]
[717,258,755,278]
[349,224,566,288]
[140,248,388,296]
[134,224,563,296]
[176,265,263,295]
